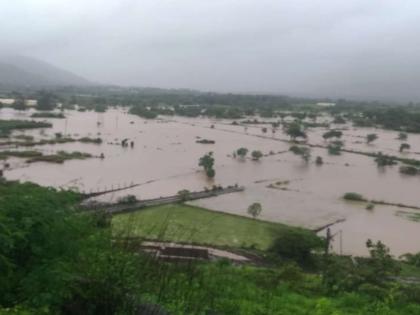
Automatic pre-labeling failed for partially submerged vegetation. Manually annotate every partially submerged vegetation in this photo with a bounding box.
[0,136,102,147]
[27,150,92,163]
[290,145,311,162]
[0,119,51,137]
[0,150,42,160]
[30,112,65,118]
[399,165,419,176]
[343,192,365,202]
[0,150,92,163]
[343,192,420,210]
[196,138,215,144]
[396,210,420,222]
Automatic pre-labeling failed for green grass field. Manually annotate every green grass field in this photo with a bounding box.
[112,203,302,250]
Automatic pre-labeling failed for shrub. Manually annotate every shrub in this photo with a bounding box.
[315,156,324,165]
[366,203,375,210]
[400,252,420,267]
[247,202,262,219]
[343,192,365,201]
[251,150,263,161]
[374,153,397,166]
[117,195,138,204]
[236,147,248,158]
[271,229,323,265]
[177,189,191,201]
[399,143,411,152]
[327,144,341,155]
[399,166,419,175]
[398,132,408,141]
[322,130,343,140]
[366,133,378,143]
[289,145,311,162]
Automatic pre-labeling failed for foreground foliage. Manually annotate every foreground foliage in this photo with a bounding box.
[1,181,420,314]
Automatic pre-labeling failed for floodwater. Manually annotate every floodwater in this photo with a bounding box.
[1,107,420,256]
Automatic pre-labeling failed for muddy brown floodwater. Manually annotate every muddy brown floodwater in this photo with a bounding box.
[1,107,420,256]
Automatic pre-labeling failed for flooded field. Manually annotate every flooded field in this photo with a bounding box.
[2,107,420,256]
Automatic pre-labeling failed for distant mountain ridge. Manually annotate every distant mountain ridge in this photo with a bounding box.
[0,55,90,87]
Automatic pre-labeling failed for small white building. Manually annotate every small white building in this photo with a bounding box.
[25,100,38,107]
[0,98,38,107]
[0,98,15,105]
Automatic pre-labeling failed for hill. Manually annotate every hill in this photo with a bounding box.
[0,55,90,87]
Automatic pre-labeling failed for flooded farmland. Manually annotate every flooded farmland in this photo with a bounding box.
[1,107,420,256]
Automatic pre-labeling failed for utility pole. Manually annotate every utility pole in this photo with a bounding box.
[325,228,332,256]
[339,230,343,256]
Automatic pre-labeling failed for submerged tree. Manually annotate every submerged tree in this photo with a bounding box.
[398,132,408,141]
[177,189,191,201]
[247,202,262,219]
[251,150,263,161]
[285,122,307,141]
[315,156,324,165]
[399,143,410,153]
[327,144,342,155]
[374,152,397,167]
[236,147,249,159]
[322,130,343,140]
[366,133,378,144]
[399,165,419,175]
[290,145,311,163]
[199,152,215,178]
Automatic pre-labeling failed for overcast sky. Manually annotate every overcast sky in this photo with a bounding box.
[1,0,420,101]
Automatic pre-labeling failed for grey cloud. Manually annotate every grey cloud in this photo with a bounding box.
[1,0,420,101]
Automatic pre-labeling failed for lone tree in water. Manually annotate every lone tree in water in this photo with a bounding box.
[399,143,410,152]
[398,132,408,141]
[236,147,248,159]
[251,150,263,161]
[247,202,262,219]
[290,145,311,163]
[199,152,215,178]
[366,133,378,144]
[315,156,324,165]
[285,122,307,141]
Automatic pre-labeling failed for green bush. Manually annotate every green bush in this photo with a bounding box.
[271,229,323,266]
[343,192,365,201]
[399,166,419,175]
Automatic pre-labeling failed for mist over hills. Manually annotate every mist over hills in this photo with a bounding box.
[0,55,91,88]
[1,54,419,104]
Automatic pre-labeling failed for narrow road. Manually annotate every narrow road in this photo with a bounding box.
[83,185,245,214]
